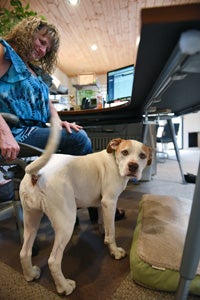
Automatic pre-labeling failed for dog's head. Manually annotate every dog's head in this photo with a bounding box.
[106,138,152,180]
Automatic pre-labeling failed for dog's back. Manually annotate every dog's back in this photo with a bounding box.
[21,148,126,210]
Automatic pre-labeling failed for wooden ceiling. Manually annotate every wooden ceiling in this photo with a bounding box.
[1,0,198,77]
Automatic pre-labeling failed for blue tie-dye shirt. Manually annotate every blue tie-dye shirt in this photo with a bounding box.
[0,39,50,142]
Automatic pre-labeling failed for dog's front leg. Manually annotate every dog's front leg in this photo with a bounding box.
[101,199,126,260]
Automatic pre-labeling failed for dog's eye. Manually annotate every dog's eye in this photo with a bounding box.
[139,152,147,159]
[121,150,129,156]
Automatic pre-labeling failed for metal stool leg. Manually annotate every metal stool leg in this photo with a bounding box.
[167,119,186,184]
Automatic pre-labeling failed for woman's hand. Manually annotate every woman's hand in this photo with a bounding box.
[60,120,83,133]
[0,131,20,161]
[0,115,20,161]
[50,101,83,133]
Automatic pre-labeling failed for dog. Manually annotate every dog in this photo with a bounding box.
[19,117,152,296]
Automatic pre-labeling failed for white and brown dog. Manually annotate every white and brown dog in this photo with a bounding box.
[19,117,152,296]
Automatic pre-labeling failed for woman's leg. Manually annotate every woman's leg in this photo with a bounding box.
[22,127,92,155]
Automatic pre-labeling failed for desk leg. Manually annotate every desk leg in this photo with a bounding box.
[176,161,200,299]
[167,119,186,184]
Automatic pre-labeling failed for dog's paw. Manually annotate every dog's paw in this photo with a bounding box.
[111,247,126,260]
[24,265,41,281]
[57,279,76,296]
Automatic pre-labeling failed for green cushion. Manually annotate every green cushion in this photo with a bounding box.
[130,194,200,295]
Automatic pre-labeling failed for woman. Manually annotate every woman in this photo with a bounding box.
[0,16,92,161]
[0,16,125,222]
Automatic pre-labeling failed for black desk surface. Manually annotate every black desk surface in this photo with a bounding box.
[59,3,200,125]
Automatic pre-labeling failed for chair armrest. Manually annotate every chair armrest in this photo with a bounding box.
[18,143,43,158]
[0,113,19,126]
[0,112,43,158]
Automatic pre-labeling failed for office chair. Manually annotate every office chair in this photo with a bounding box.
[0,113,43,243]
[156,122,180,161]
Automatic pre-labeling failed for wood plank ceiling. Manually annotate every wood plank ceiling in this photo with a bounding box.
[1,0,198,77]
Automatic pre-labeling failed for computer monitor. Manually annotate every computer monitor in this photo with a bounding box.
[106,64,134,103]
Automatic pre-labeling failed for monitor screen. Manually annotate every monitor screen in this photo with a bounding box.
[107,64,134,103]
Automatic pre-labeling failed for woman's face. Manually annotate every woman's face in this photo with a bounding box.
[30,27,52,61]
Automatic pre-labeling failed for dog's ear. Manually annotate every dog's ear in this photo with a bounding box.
[147,146,153,166]
[106,138,123,153]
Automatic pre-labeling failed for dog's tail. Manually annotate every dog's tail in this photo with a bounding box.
[25,117,62,176]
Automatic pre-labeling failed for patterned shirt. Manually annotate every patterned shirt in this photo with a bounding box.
[0,39,51,142]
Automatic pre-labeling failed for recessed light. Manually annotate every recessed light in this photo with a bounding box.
[68,0,80,6]
[90,44,98,51]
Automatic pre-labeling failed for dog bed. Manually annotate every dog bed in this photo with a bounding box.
[130,194,200,295]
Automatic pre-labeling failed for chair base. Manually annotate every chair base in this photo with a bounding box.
[0,180,14,202]
[0,203,13,221]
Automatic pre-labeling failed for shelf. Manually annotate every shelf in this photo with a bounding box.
[73,81,100,90]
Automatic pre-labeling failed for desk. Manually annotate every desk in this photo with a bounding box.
[58,101,136,126]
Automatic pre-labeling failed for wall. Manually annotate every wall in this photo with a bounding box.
[96,74,107,100]
[53,68,69,86]
[54,71,105,94]
[183,111,200,148]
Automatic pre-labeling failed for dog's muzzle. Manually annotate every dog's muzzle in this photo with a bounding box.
[127,162,139,176]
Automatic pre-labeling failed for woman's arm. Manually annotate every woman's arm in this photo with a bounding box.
[0,44,11,78]
[0,45,19,160]
[0,115,20,161]
[50,101,82,133]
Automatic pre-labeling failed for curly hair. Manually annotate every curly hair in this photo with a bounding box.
[5,16,60,74]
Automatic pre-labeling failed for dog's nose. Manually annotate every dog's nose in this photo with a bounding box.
[128,162,138,172]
